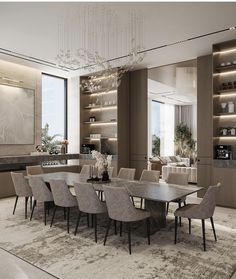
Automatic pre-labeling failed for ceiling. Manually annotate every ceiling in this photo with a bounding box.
[0,2,236,77]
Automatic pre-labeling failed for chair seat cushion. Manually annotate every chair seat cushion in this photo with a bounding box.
[116,209,150,222]
[174,204,198,218]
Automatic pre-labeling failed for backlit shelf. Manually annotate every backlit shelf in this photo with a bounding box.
[214,89,236,96]
[84,121,117,125]
[215,64,236,73]
[82,89,117,96]
[84,105,117,110]
[84,137,117,141]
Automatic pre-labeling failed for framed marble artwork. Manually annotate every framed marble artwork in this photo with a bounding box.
[0,84,35,144]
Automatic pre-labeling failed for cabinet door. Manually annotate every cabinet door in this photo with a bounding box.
[212,167,236,208]
[197,163,212,198]
[129,69,148,179]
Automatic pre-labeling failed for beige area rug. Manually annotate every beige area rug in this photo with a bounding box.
[0,197,235,279]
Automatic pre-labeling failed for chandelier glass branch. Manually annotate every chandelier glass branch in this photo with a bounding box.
[56,6,145,92]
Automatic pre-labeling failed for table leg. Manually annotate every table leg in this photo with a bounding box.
[144,200,166,234]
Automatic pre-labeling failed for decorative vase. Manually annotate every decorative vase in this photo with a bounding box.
[101,170,110,181]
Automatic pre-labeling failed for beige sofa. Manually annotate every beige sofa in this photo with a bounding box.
[162,165,197,184]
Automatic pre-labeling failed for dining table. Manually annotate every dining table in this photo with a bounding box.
[26,171,203,234]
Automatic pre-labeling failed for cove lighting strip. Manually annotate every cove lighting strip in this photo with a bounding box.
[213,93,236,97]
[89,106,117,112]
[213,70,236,76]
[213,114,236,119]
[90,122,117,126]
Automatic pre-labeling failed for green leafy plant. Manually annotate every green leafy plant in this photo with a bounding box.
[174,123,197,162]
[41,123,61,153]
[152,135,160,156]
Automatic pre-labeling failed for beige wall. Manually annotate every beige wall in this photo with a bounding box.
[0,60,42,156]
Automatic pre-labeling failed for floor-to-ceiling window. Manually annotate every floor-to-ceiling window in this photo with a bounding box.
[151,101,175,156]
[41,74,67,149]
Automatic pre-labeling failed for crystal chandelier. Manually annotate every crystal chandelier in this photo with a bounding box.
[56,6,145,91]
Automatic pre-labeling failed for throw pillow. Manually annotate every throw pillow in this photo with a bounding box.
[176,155,182,162]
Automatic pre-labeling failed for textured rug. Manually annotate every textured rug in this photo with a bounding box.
[0,197,235,279]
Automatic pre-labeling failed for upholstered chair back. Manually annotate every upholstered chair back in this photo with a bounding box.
[167,173,189,185]
[28,177,53,202]
[117,168,136,180]
[26,165,43,176]
[49,179,77,208]
[74,183,106,214]
[198,183,221,219]
[11,172,32,197]
[140,170,160,183]
[104,186,139,222]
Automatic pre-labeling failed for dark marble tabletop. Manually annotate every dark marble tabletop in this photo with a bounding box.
[27,172,202,203]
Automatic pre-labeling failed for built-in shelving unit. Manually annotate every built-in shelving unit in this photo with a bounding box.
[80,70,130,175]
[213,39,236,159]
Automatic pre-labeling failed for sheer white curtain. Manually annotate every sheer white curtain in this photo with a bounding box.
[160,104,175,156]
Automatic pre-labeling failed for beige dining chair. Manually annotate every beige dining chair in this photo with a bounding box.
[117,168,136,180]
[166,172,189,225]
[103,186,150,254]
[74,183,107,242]
[11,172,33,219]
[28,176,54,225]
[49,179,78,233]
[139,170,160,208]
[26,165,44,175]
[174,183,221,251]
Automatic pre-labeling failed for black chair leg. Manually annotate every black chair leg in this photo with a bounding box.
[94,214,97,243]
[25,197,29,219]
[128,222,131,255]
[114,220,117,235]
[104,218,112,245]
[120,221,122,237]
[13,196,18,215]
[101,192,103,201]
[174,216,178,244]
[188,218,191,234]
[30,200,36,221]
[146,218,150,245]
[210,217,217,242]
[166,202,169,216]
[74,211,82,236]
[140,198,143,209]
[67,207,70,233]
[202,219,206,251]
[184,201,186,206]
[50,206,57,227]
[178,202,182,226]
[131,197,135,206]
[44,202,47,225]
